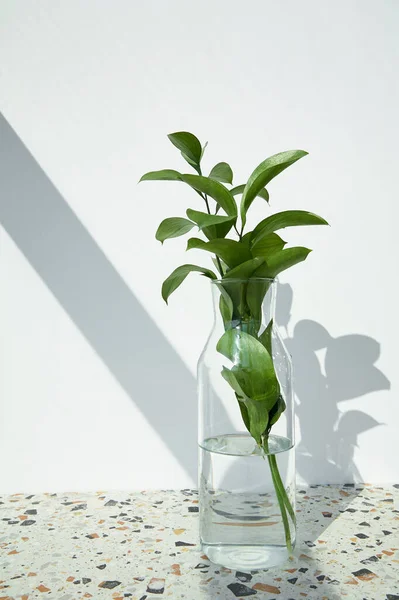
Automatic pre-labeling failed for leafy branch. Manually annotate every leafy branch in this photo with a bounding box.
[140,130,328,427]
[139,131,329,552]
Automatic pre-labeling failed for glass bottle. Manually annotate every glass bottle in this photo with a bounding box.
[198,278,295,570]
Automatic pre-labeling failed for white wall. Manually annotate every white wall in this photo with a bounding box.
[0,0,397,492]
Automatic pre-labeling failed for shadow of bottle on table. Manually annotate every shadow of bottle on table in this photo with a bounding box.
[198,570,343,600]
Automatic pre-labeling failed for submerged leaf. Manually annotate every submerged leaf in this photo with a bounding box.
[268,394,286,430]
[238,398,251,433]
[221,367,247,398]
[217,329,280,405]
[259,319,274,355]
[245,398,270,445]
[222,365,274,444]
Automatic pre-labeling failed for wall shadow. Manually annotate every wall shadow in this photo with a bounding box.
[0,113,390,490]
[0,114,200,481]
[276,283,390,485]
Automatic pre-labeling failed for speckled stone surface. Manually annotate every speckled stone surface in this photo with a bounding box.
[1,485,398,599]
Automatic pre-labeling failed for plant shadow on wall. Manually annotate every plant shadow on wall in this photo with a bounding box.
[213,282,390,550]
[276,283,390,484]
[0,114,202,483]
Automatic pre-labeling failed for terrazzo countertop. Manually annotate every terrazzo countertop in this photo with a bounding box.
[1,485,398,600]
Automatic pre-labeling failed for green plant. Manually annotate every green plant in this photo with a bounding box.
[140,131,328,552]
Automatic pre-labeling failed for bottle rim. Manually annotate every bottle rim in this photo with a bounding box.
[211,277,276,284]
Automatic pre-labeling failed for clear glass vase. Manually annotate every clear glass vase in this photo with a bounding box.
[198,278,295,571]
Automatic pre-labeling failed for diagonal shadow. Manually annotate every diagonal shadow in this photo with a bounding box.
[0,113,200,481]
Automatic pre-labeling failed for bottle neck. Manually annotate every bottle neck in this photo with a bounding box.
[211,279,276,336]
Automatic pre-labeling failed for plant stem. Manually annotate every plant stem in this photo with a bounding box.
[234,224,242,240]
[269,453,296,525]
[201,191,223,275]
[263,437,293,554]
[269,457,292,553]
[203,195,211,214]
[215,257,223,277]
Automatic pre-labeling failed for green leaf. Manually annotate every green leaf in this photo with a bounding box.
[240,150,308,227]
[231,184,269,202]
[203,221,235,241]
[186,238,251,269]
[209,162,234,184]
[155,217,195,243]
[161,264,216,303]
[220,295,233,324]
[180,175,237,216]
[241,231,253,247]
[217,329,280,405]
[139,169,182,182]
[212,257,227,277]
[181,152,201,174]
[221,366,247,399]
[251,210,329,245]
[221,367,272,444]
[254,247,312,278]
[254,246,312,278]
[246,279,271,325]
[251,233,286,258]
[223,256,264,279]
[214,220,236,240]
[186,208,236,231]
[245,398,270,445]
[167,131,202,166]
[218,279,247,319]
[201,141,208,160]
[268,394,286,430]
[259,319,273,355]
[238,398,251,432]
[186,237,204,249]
[215,283,234,324]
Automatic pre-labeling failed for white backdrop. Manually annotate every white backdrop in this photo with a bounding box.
[0,0,397,492]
